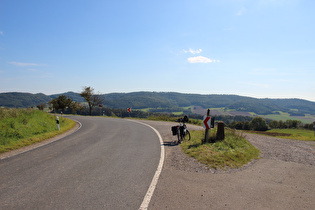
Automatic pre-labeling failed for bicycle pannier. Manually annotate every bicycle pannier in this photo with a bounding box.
[171,126,178,135]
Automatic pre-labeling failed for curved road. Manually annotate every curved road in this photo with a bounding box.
[0,116,161,209]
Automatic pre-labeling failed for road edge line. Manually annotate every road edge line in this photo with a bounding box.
[127,120,165,210]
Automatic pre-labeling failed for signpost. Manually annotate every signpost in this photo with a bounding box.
[127,108,131,117]
[203,116,211,130]
[204,109,211,143]
[99,104,103,116]
[56,116,60,131]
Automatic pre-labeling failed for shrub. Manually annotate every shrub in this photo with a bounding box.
[250,117,268,131]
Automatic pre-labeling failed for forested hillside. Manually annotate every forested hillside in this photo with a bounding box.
[0,92,51,108]
[1,91,315,116]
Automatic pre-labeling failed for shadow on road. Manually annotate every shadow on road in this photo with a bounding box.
[162,140,179,147]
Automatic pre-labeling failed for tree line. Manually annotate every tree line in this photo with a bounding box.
[228,118,315,131]
[48,86,101,116]
[39,86,315,131]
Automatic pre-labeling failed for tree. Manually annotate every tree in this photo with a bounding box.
[269,120,279,129]
[49,95,73,113]
[250,117,268,131]
[80,86,103,116]
[69,101,84,114]
[37,103,46,111]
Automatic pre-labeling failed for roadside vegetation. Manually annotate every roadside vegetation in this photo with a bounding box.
[229,116,315,141]
[0,108,76,153]
[180,128,260,169]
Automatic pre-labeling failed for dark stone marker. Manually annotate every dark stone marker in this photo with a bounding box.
[216,121,225,141]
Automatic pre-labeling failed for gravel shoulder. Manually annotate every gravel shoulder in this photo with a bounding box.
[138,120,315,209]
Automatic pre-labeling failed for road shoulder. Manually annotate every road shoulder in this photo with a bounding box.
[139,120,315,210]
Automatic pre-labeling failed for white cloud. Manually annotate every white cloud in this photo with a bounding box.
[0,31,3,35]
[236,7,246,16]
[188,56,220,64]
[8,62,42,67]
[183,48,202,54]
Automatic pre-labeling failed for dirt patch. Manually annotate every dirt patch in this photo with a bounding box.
[247,131,292,137]
[191,106,224,116]
[191,106,207,115]
[228,111,252,116]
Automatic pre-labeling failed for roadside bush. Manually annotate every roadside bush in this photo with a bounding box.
[249,117,268,131]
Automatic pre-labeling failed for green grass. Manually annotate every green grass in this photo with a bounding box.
[172,112,183,115]
[259,111,296,121]
[180,129,260,169]
[266,129,315,141]
[0,108,76,153]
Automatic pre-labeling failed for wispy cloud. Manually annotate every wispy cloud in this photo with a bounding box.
[0,31,3,35]
[236,7,246,16]
[8,62,43,67]
[187,56,220,64]
[183,48,202,54]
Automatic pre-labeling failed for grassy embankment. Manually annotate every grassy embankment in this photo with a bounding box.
[180,128,260,169]
[0,108,76,154]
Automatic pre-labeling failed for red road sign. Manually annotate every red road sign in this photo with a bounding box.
[127,108,131,113]
[203,116,211,129]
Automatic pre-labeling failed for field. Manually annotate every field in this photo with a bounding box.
[266,129,315,141]
[138,105,315,124]
[245,129,315,141]
[192,107,315,124]
[0,108,76,153]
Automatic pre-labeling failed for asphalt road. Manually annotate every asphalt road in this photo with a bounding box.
[0,116,161,209]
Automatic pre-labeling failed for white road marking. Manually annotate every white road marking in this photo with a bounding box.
[127,120,165,210]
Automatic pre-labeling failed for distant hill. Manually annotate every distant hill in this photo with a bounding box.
[0,92,51,108]
[50,91,85,103]
[1,91,315,116]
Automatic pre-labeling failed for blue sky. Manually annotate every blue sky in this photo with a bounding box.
[1,0,314,102]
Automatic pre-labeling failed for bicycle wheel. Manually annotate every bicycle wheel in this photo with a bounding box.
[183,130,191,141]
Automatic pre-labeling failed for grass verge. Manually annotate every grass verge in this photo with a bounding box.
[180,129,260,169]
[0,108,76,154]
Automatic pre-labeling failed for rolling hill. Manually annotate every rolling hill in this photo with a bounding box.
[1,91,315,118]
